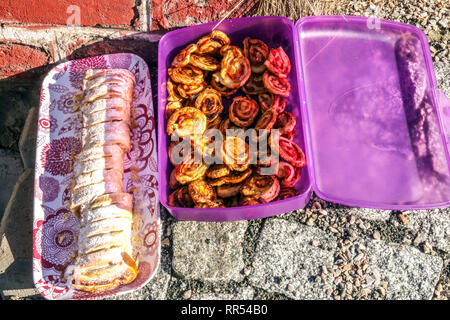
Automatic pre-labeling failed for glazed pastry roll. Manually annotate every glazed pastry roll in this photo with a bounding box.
[67,68,138,293]
[67,258,138,293]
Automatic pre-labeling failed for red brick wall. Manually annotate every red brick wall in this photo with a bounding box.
[151,0,262,29]
[0,0,262,79]
[0,0,137,28]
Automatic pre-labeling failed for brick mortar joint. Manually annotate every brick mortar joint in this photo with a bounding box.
[131,0,148,31]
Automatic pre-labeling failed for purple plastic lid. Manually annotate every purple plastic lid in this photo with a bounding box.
[295,16,450,209]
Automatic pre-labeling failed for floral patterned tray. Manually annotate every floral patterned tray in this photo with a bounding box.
[32,53,160,300]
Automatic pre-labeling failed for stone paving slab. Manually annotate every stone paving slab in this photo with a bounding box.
[364,239,443,300]
[320,203,392,222]
[191,287,255,300]
[347,208,392,222]
[18,107,37,169]
[109,247,172,300]
[0,85,35,151]
[402,209,450,253]
[0,148,23,220]
[435,61,450,97]
[249,218,336,299]
[172,220,248,282]
[0,169,37,299]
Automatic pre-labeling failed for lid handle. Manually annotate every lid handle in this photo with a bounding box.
[436,89,450,146]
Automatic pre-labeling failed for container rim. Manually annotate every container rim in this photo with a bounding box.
[157,15,313,220]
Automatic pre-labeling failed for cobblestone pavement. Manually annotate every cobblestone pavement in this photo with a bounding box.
[0,0,449,300]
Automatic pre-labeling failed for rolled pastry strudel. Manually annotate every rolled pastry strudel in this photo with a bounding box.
[65,69,139,293]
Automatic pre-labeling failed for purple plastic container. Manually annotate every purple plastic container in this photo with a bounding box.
[157,15,450,221]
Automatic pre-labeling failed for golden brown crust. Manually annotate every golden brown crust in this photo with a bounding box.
[167,79,183,102]
[166,107,207,137]
[206,164,230,179]
[196,30,230,55]
[207,115,222,130]
[229,96,259,128]
[222,136,250,172]
[194,88,223,121]
[240,174,280,203]
[190,54,219,71]
[176,82,206,99]
[213,46,251,89]
[194,198,225,208]
[217,183,242,198]
[188,180,217,205]
[207,168,252,187]
[175,155,209,185]
[169,65,204,85]
[171,44,198,68]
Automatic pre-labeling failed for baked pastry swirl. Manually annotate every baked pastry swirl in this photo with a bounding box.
[213,45,251,89]
[164,31,306,208]
[243,37,269,74]
[229,96,259,128]
[194,88,223,121]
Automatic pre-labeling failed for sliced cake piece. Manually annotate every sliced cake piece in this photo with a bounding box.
[76,260,135,282]
[80,192,133,213]
[73,169,123,190]
[80,97,131,116]
[83,84,134,104]
[73,150,124,177]
[78,230,131,255]
[82,73,135,92]
[70,180,123,210]
[83,69,136,86]
[66,256,138,293]
[82,107,131,128]
[79,217,131,239]
[74,144,124,163]
[81,120,131,152]
[80,203,132,227]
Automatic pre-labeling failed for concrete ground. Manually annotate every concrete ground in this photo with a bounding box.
[0,0,449,300]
